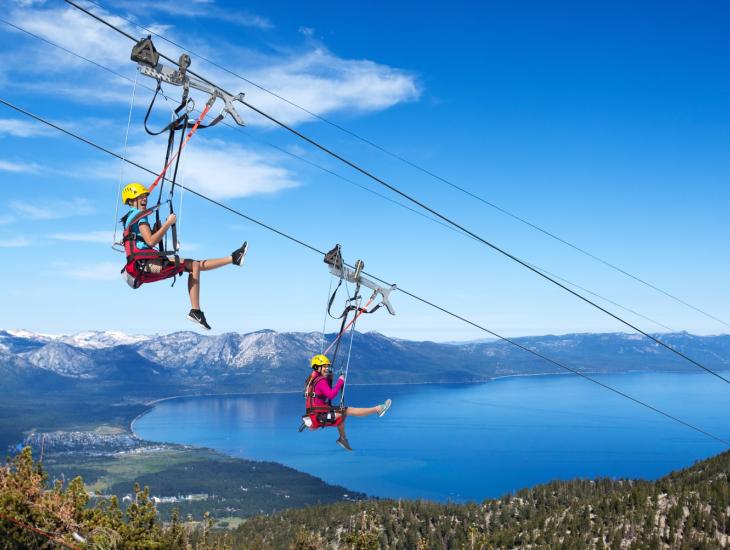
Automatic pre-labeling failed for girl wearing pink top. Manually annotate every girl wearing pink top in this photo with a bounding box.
[304,354,391,451]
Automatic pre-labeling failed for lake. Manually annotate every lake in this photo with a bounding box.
[133,372,730,502]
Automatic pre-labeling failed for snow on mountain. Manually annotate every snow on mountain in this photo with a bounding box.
[6,329,150,350]
[6,329,59,342]
[135,329,322,371]
[21,342,97,379]
[0,330,50,355]
[59,330,151,349]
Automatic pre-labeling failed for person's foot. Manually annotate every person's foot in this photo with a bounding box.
[378,399,392,417]
[336,437,353,451]
[187,309,211,330]
[232,241,248,267]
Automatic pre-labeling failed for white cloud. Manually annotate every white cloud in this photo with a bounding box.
[49,231,113,244]
[125,137,299,200]
[0,215,14,226]
[0,119,54,138]
[223,47,420,126]
[17,80,141,106]
[0,160,42,173]
[61,261,120,282]
[113,0,273,29]
[10,198,96,220]
[5,3,417,125]
[225,12,272,30]
[0,236,32,248]
[8,5,137,73]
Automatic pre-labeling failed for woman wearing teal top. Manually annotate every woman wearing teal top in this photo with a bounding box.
[122,182,248,330]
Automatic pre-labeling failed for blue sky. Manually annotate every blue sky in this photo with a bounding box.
[1,0,729,340]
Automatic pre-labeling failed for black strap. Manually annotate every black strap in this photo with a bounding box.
[121,206,167,254]
[326,278,345,319]
[329,312,351,371]
[143,83,189,136]
[121,206,157,228]
[166,115,189,274]
[154,126,177,253]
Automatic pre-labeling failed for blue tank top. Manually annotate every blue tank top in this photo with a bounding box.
[125,208,151,249]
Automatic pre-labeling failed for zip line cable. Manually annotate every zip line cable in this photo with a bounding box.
[525,262,675,332]
[1,96,728,448]
[243,98,730,385]
[0,15,676,334]
[75,0,730,331]
[0,17,466,239]
[58,0,730,385]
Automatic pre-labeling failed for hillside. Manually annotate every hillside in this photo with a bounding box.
[217,449,730,549]
[4,446,727,548]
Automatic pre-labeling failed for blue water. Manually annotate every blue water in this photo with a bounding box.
[133,372,730,502]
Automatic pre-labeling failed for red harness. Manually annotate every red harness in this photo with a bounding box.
[120,208,185,289]
[303,371,345,429]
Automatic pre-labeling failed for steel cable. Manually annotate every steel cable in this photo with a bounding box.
[1,95,728,447]
[75,0,730,330]
[59,0,730,384]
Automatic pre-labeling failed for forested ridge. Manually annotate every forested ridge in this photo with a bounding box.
[218,450,730,549]
[2,447,729,548]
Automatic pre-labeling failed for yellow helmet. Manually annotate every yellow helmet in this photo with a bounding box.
[122,182,149,205]
[310,354,331,369]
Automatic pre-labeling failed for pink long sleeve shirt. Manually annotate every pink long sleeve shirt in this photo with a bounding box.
[311,375,344,408]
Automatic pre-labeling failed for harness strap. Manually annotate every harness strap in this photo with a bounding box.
[323,292,377,356]
[122,206,157,227]
[120,205,183,287]
[143,83,190,136]
[304,373,330,401]
[326,278,346,319]
[166,115,189,273]
[148,99,213,195]
[121,205,178,256]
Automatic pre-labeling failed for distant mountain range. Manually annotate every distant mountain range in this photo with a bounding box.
[2,329,730,396]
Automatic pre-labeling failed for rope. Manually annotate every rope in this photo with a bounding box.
[339,296,361,406]
[2,97,729,447]
[320,276,334,354]
[323,294,376,356]
[331,279,355,372]
[147,102,211,195]
[176,142,188,251]
[112,68,138,251]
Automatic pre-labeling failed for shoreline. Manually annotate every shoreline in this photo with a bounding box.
[124,369,730,505]
[128,369,669,435]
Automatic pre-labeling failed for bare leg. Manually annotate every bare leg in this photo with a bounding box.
[337,420,347,440]
[184,256,233,310]
[200,256,233,271]
[345,406,381,417]
[187,260,201,310]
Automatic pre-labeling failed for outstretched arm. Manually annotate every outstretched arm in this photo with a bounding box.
[314,376,345,401]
